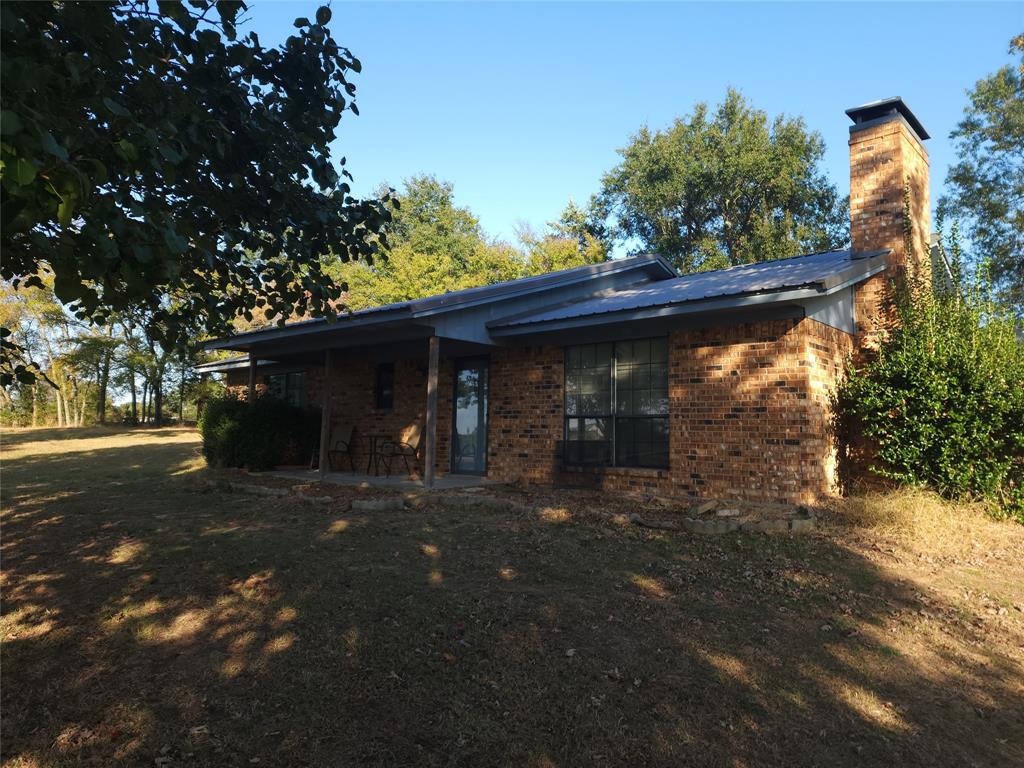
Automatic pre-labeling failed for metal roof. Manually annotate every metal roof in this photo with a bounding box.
[490,249,888,329]
[204,253,675,351]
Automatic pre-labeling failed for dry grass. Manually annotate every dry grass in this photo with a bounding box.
[2,426,1023,768]
[827,487,1006,556]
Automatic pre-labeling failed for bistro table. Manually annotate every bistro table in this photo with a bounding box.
[364,433,391,476]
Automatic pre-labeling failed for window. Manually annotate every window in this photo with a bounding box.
[375,362,394,410]
[265,371,306,408]
[564,338,668,468]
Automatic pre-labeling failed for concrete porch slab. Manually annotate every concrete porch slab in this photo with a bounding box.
[267,468,497,491]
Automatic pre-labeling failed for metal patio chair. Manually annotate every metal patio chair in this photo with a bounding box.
[380,423,423,478]
[328,424,356,471]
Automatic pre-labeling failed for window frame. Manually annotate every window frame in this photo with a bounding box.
[263,370,306,408]
[374,362,395,411]
[563,337,669,470]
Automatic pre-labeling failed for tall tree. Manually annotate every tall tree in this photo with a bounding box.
[0,1,393,383]
[940,33,1024,311]
[594,88,848,274]
[332,177,610,310]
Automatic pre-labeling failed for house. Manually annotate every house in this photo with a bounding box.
[200,98,931,504]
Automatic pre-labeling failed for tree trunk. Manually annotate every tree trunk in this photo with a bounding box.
[178,356,185,423]
[55,388,66,427]
[69,378,81,427]
[96,334,113,423]
[129,372,138,423]
[141,381,148,425]
[154,383,163,424]
[31,383,38,427]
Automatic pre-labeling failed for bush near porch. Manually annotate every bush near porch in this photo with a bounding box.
[199,394,320,471]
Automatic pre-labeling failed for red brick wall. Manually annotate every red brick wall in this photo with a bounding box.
[485,318,853,505]
[227,316,852,503]
[849,118,930,355]
[487,345,564,483]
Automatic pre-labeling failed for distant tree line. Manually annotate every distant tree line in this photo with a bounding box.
[0,278,220,426]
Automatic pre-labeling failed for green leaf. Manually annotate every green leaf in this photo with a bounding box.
[84,158,108,184]
[117,139,139,162]
[315,6,331,24]
[57,197,76,227]
[102,97,130,117]
[158,143,184,164]
[6,156,37,186]
[40,130,69,161]
[0,111,22,136]
[293,17,310,28]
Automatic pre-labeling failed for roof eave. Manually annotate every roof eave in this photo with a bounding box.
[203,306,415,352]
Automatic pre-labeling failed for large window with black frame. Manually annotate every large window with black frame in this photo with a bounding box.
[563,338,669,468]
[264,371,306,408]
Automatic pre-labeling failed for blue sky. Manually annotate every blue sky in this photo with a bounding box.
[246,2,1022,247]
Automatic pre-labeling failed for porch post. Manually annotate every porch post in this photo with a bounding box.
[423,335,440,489]
[247,354,257,402]
[318,349,334,481]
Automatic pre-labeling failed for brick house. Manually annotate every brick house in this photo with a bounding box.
[202,98,931,504]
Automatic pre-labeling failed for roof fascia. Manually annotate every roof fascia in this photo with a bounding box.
[203,306,414,351]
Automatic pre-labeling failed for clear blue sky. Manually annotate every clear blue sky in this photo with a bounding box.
[246,2,1022,247]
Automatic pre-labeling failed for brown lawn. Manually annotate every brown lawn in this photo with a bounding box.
[2,426,1022,767]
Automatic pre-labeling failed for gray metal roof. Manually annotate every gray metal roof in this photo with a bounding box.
[205,253,675,351]
[490,249,887,329]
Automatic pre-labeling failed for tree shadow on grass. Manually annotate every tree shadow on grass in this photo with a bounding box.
[2,435,1023,767]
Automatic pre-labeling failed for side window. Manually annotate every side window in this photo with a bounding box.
[563,343,613,465]
[285,372,306,408]
[563,338,669,468]
[375,362,395,410]
[265,373,286,400]
[264,371,306,408]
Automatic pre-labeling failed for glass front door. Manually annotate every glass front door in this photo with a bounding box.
[451,358,488,474]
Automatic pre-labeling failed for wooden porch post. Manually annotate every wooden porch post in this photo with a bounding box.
[318,349,334,481]
[423,336,440,489]
[247,354,257,402]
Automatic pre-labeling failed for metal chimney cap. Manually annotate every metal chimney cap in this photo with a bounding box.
[846,97,930,141]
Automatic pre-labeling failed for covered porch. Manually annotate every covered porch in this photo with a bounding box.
[209,329,496,489]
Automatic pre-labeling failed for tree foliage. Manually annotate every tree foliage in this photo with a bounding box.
[835,231,1024,520]
[0,1,393,375]
[940,33,1024,312]
[594,88,848,274]
[332,176,605,310]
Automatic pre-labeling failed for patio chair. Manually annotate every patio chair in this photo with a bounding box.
[328,424,356,471]
[380,423,423,478]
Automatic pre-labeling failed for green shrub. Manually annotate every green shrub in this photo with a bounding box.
[199,394,320,471]
[835,243,1024,521]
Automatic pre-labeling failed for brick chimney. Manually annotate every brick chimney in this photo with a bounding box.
[847,97,930,352]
